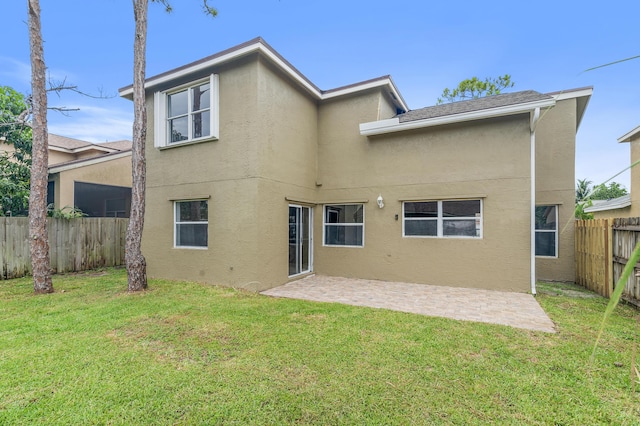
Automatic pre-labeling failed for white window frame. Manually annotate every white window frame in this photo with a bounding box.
[174,199,208,249]
[154,74,219,148]
[403,199,483,239]
[322,204,365,248]
[535,205,558,258]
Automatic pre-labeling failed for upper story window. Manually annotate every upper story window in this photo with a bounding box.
[323,204,364,247]
[403,200,482,238]
[154,74,219,148]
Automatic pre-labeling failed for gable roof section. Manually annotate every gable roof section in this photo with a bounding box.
[360,90,556,136]
[118,37,408,113]
[360,87,593,136]
[398,91,552,123]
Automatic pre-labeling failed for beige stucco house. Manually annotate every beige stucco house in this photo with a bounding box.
[119,37,591,293]
[585,125,639,219]
[47,135,133,217]
[1,134,133,217]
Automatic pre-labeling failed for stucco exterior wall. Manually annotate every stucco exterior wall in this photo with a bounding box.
[316,95,532,292]
[51,155,132,209]
[48,150,75,165]
[535,99,577,282]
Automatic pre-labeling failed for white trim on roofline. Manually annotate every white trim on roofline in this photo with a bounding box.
[48,151,132,174]
[49,144,116,155]
[359,98,556,136]
[118,39,409,112]
[618,125,640,143]
[549,87,593,101]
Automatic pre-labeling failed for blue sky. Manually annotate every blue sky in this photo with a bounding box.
[2,0,639,188]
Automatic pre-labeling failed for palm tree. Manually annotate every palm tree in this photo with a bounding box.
[576,178,593,203]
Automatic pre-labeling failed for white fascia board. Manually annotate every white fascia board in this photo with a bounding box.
[48,151,132,174]
[73,145,115,154]
[360,98,556,136]
[323,78,409,112]
[550,87,593,101]
[119,41,322,99]
[618,125,640,143]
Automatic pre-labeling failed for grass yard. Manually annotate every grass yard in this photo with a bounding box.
[0,269,638,425]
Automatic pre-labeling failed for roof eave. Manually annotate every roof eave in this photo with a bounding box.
[359,98,556,137]
[118,38,409,111]
[618,125,640,143]
[48,150,132,174]
[549,87,593,130]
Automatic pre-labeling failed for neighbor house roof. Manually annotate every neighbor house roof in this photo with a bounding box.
[48,149,132,174]
[584,195,632,213]
[49,134,131,155]
[360,86,592,136]
[118,37,409,113]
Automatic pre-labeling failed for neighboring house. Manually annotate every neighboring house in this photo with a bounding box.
[585,125,639,218]
[119,37,591,293]
[1,134,133,217]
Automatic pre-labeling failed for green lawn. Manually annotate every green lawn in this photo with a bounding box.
[0,269,638,425]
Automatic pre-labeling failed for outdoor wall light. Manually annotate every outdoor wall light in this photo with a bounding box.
[376,194,384,209]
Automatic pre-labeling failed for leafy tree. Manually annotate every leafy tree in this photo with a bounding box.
[28,0,54,294]
[437,75,514,104]
[590,182,628,200]
[0,86,32,216]
[126,0,217,292]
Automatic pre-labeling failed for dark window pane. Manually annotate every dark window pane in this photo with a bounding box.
[168,90,188,117]
[443,219,478,237]
[192,111,210,139]
[170,116,188,143]
[177,223,208,247]
[324,225,363,246]
[535,231,556,256]
[192,83,210,111]
[442,200,480,218]
[404,202,437,218]
[535,206,557,230]
[325,205,363,224]
[404,220,437,236]
[177,201,208,222]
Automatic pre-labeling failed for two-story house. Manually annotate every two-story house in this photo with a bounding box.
[119,37,591,293]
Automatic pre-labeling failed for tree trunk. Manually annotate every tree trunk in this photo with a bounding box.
[27,0,53,294]
[126,0,148,292]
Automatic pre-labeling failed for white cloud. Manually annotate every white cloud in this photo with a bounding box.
[48,102,133,142]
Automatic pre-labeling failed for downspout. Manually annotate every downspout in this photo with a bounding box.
[530,107,540,295]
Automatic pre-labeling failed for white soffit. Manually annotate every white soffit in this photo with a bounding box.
[359,98,556,136]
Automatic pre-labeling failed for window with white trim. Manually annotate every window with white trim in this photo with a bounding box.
[403,200,482,238]
[535,205,557,257]
[323,204,364,247]
[154,74,219,148]
[174,200,208,248]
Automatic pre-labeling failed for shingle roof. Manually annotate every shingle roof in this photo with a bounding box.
[48,134,92,150]
[96,140,133,151]
[398,90,553,123]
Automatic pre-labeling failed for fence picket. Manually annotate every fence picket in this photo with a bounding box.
[0,218,128,280]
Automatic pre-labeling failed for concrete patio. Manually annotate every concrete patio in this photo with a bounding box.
[261,275,556,333]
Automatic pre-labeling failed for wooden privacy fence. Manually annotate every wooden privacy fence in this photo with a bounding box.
[575,218,640,307]
[0,217,128,280]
